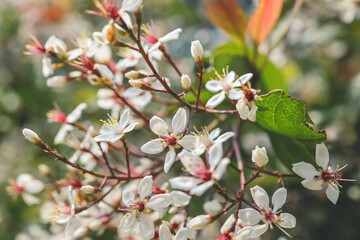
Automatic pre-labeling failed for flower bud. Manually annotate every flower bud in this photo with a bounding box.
[125,70,147,80]
[81,185,96,194]
[188,215,212,229]
[47,76,68,87]
[181,74,192,91]
[251,145,269,168]
[191,40,203,68]
[22,128,46,149]
[38,164,50,176]
[128,80,143,89]
[203,199,222,215]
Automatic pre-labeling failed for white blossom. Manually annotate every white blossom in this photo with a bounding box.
[94,109,138,143]
[141,108,199,173]
[292,143,352,204]
[251,146,269,168]
[235,186,296,239]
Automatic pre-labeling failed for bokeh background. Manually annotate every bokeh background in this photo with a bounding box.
[0,0,359,239]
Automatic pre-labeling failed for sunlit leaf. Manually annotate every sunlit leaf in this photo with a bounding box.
[203,0,247,42]
[256,90,326,168]
[249,0,283,44]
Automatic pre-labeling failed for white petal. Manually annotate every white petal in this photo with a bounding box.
[119,109,130,130]
[67,103,87,123]
[21,193,40,206]
[205,92,226,109]
[236,99,249,120]
[215,131,235,144]
[171,191,191,207]
[292,162,320,179]
[150,116,169,136]
[178,135,199,151]
[233,226,252,240]
[205,80,223,92]
[122,190,135,208]
[221,214,236,234]
[54,125,72,144]
[316,143,329,170]
[119,212,137,232]
[123,122,138,133]
[172,108,187,135]
[174,227,188,240]
[247,102,257,122]
[159,223,172,240]
[147,193,172,210]
[272,187,287,213]
[278,213,296,228]
[326,183,339,204]
[250,186,269,209]
[164,148,176,173]
[248,223,269,238]
[178,150,206,176]
[228,89,242,100]
[138,175,153,200]
[159,28,182,43]
[169,177,202,191]
[42,56,53,77]
[140,214,155,239]
[96,64,114,80]
[141,139,164,154]
[189,181,214,196]
[225,71,236,83]
[213,158,230,180]
[301,179,323,190]
[25,179,44,194]
[238,73,253,85]
[237,208,262,226]
[208,143,223,171]
[209,128,221,140]
[121,0,142,12]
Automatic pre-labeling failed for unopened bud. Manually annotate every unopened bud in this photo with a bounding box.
[47,76,68,87]
[188,215,212,229]
[22,128,45,148]
[38,164,50,176]
[128,80,143,89]
[81,185,96,194]
[181,74,192,91]
[251,145,269,168]
[203,199,222,215]
[191,40,204,68]
[125,70,147,80]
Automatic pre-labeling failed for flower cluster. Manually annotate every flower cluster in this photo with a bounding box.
[15,0,354,239]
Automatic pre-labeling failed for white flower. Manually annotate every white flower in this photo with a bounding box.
[7,174,44,206]
[94,109,138,143]
[119,176,173,240]
[188,215,212,229]
[120,0,142,12]
[235,87,258,122]
[292,143,352,204]
[143,27,182,52]
[205,70,253,109]
[42,56,53,77]
[220,214,236,239]
[141,108,199,173]
[93,24,112,45]
[203,199,223,215]
[159,223,188,240]
[191,40,203,63]
[169,144,229,196]
[47,103,87,144]
[44,35,67,57]
[235,186,296,239]
[56,186,77,239]
[193,127,235,154]
[251,146,269,168]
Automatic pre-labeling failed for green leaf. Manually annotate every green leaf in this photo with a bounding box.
[255,90,326,168]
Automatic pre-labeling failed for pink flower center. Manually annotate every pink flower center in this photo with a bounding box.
[264,210,276,223]
[165,136,177,147]
[196,169,212,182]
[133,201,145,212]
[319,164,355,189]
[243,88,255,102]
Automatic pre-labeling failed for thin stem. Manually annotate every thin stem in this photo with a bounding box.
[195,69,204,109]
[122,138,131,178]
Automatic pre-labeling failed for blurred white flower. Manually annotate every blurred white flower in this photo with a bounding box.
[251,146,269,168]
[7,174,44,206]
